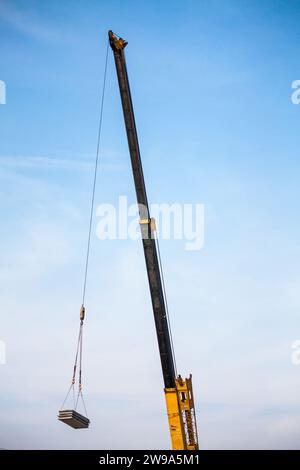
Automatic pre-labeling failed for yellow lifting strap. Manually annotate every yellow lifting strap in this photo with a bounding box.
[80,305,85,322]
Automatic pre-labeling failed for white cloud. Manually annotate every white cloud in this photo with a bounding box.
[0,155,93,172]
[0,1,74,43]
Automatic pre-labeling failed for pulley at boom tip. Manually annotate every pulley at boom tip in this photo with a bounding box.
[108,30,128,51]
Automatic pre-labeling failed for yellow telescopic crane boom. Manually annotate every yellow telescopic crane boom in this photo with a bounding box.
[108,31,198,450]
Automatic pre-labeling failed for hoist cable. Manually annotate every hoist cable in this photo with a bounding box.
[81,38,109,306]
[75,321,84,410]
[155,231,178,378]
[60,321,83,410]
[75,390,88,416]
[72,385,76,409]
[72,320,83,383]
[60,39,109,412]
[60,383,74,411]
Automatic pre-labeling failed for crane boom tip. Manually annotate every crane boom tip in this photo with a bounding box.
[108,30,128,51]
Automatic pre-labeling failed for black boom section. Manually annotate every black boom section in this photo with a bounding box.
[109,31,175,389]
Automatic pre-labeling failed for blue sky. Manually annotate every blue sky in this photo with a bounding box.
[1,0,300,449]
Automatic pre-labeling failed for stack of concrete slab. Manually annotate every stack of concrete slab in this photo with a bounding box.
[58,409,90,429]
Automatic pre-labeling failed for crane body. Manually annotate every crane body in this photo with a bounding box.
[109,31,198,450]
